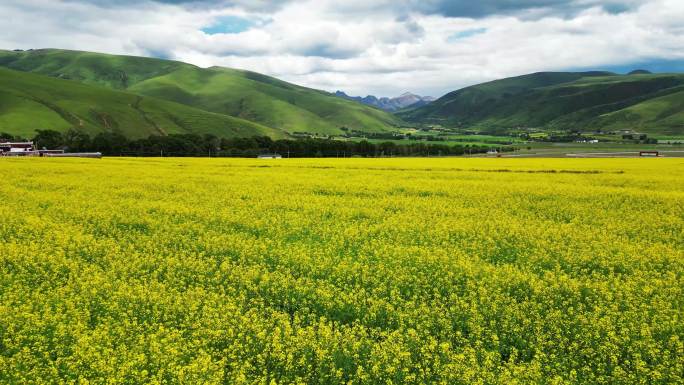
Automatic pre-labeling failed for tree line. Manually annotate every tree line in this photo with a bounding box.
[2,129,512,157]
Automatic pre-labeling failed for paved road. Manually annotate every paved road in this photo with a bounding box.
[474,150,684,158]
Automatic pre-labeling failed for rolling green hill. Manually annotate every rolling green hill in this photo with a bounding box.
[5,49,681,138]
[0,67,284,139]
[400,71,684,135]
[0,49,401,137]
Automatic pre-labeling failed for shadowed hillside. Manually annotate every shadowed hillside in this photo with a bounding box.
[400,71,684,135]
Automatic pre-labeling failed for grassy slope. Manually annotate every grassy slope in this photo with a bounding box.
[560,75,684,136]
[0,49,401,136]
[0,67,285,139]
[128,66,400,135]
[588,89,684,135]
[0,49,186,90]
[400,72,612,123]
[401,71,684,135]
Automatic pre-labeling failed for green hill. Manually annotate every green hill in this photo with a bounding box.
[0,67,284,139]
[0,49,401,137]
[400,71,684,135]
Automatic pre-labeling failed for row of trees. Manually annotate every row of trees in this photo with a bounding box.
[3,129,512,157]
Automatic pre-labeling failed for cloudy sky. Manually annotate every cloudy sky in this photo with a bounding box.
[1,0,683,97]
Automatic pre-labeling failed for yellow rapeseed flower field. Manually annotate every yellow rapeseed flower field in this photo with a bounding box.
[0,157,682,384]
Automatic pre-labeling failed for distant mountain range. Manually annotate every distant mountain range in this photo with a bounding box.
[334,91,435,112]
[400,70,684,135]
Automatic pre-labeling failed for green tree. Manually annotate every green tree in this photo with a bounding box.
[33,129,64,150]
[92,132,129,155]
[63,129,92,152]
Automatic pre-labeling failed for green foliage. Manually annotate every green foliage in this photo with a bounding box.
[26,131,496,157]
[63,128,92,152]
[0,132,19,141]
[33,129,64,150]
[102,135,497,157]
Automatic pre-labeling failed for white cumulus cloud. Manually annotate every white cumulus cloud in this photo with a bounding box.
[0,0,682,97]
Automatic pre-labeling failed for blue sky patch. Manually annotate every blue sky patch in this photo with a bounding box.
[145,49,172,60]
[448,28,487,42]
[575,59,684,74]
[202,15,255,35]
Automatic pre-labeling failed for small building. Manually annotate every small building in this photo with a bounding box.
[0,142,35,155]
[1,141,68,157]
[257,153,283,159]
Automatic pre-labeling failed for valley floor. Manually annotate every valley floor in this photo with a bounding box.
[486,143,684,158]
